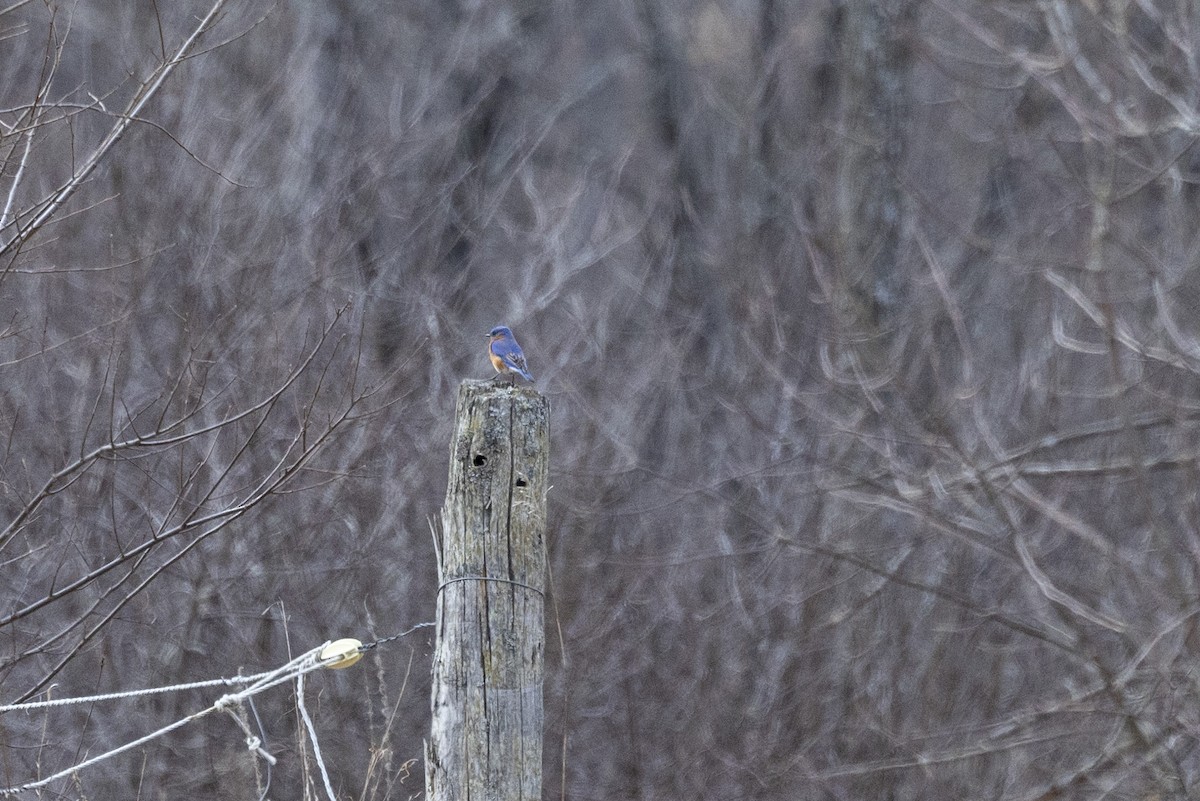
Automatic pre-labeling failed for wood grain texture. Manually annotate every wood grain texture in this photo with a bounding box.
[427,380,549,801]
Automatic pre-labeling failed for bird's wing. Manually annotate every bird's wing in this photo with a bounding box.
[506,350,529,371]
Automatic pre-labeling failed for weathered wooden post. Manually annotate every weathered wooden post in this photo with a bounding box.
[426,380,549,801]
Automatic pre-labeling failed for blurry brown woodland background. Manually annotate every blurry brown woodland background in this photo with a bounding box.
[3,1,1200,799]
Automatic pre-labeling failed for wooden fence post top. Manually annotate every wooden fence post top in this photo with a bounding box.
[444,381,549,549]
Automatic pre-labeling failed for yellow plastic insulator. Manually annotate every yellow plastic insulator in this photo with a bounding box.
[319,638,364,669]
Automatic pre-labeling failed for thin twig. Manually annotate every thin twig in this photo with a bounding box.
[0,0,230,258]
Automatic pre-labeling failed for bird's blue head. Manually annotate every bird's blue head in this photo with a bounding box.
[487,325,512,340]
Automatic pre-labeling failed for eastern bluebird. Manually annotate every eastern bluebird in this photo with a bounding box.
[487,325,534,383]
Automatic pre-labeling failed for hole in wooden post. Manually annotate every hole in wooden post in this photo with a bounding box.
[473,454,487,467]
[515,477,527,487]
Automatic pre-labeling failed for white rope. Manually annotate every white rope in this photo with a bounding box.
[219,704,278,767]
[296,668,338,801]
[0,670,290,713]
[0,644,334,797]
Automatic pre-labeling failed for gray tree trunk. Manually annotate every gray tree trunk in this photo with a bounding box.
[426,380,550,801]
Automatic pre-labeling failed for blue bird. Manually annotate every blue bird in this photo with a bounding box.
[487,325,534,383]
